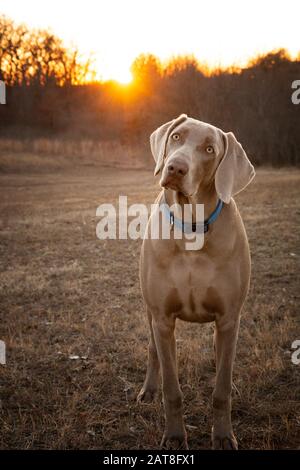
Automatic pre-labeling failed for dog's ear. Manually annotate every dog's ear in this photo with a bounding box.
[150,114,187,176]
[215,132,255,203]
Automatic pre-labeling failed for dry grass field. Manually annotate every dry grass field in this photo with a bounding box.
[0,151,299,449]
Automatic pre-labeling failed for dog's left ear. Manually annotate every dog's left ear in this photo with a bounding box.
[150,114,187,176]
[215,132,255,203]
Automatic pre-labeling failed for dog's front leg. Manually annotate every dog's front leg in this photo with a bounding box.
[152,316,188,450]
[137,307,160,403]
[212,318,240,450]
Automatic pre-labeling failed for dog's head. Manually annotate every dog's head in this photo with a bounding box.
[150,114,255,203]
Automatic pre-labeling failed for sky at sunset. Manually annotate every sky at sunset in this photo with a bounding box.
[0,0,299,83]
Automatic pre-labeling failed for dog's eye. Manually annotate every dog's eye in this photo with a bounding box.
[206,145,214,154]
[172,133,180,141]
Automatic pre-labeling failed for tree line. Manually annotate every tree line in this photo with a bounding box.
[1,15,299,166]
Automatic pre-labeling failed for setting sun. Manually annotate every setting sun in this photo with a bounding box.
[101,62,133,84]
[114,70,133,85]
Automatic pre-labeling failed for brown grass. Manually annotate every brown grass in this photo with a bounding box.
[0,152,299,449]
[0,138,150,173]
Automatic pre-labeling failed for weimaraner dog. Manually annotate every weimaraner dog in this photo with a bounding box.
[138,114,255,450]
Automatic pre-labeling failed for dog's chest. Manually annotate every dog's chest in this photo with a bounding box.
[147,253,220,323]
[162,252,220,323]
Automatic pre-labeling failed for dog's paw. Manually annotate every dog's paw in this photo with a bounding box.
[137,388,157,404]
[212,432,238,450]
[160,433,188,450]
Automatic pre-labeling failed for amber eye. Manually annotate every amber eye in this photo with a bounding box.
[206,145,214,154]
[172,133,180,141]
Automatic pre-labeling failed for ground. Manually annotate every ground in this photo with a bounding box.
[0,157,299,449]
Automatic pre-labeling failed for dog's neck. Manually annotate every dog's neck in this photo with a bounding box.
[164,183,219,222]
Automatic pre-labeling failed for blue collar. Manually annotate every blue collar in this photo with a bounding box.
[161,194,223,234]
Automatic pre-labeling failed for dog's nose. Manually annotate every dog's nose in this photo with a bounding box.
[167,160,188,177]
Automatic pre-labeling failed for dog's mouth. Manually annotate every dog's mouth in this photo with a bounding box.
[160,178,190,197]
[161,178,181,192]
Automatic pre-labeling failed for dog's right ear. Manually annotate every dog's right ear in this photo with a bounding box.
[150,114,187,176]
